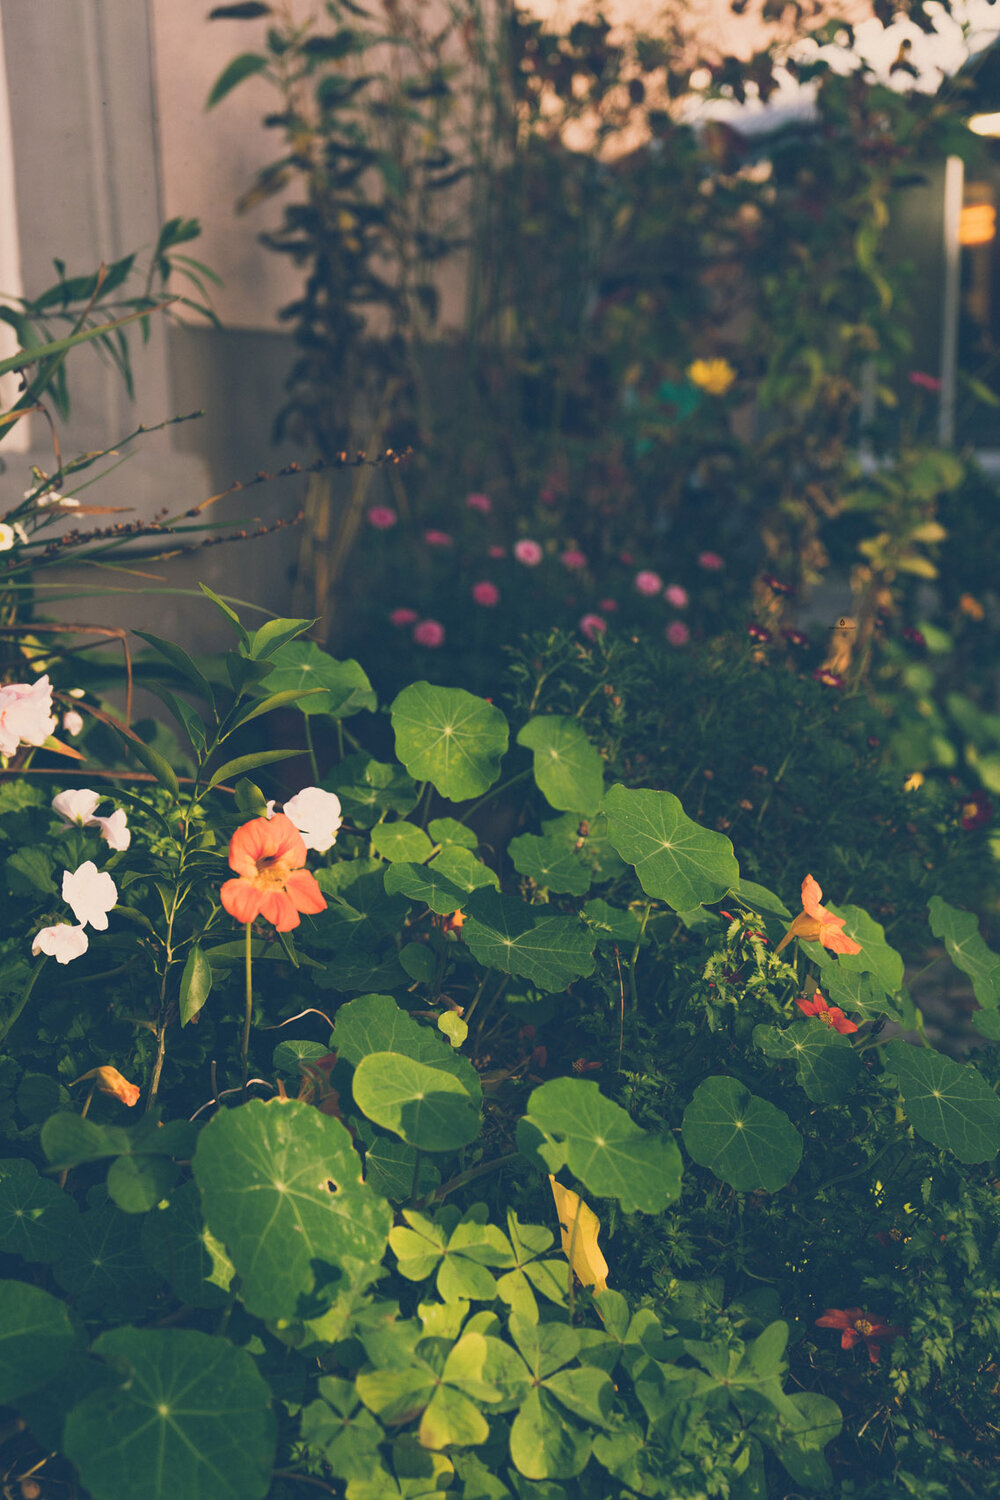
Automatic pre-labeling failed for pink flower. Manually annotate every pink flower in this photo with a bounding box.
[909,371,942,392]
[561,549,587,570]
[579,613,607,641]
[472,581,500,607]
[32,923,89,965]
[367,506,398,530]
[697,551,724,571]
[635,570,663,596]
[664,584,689,608]
[466,492,492,514]
[514,539,543,567]
[598,597,619,613]
[0,675,57,758]
[413,619,445,647]
[488,544,506,559]
[424,529,453,548]
[666,621,691,646]
[390,607,418,627]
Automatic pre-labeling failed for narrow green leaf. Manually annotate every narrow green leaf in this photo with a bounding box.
[206,51,270,109]
[132,631,215,703]
[179,944,213,1026]
[207,748,298,788]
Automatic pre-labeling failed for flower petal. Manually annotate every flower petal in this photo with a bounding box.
[284,868,327,916]
[258,888,301,932]
[220,877,265,924]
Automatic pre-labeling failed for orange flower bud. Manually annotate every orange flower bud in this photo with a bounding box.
[73,1065,141,1107]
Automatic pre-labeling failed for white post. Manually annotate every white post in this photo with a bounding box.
[939,153,963,448]
[0,6,29,451]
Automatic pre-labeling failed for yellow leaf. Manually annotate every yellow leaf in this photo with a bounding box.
[549,1176,609,1292]
[908,521,947,543]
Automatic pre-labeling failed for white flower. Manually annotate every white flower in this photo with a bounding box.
[53,788,101,825]
[32,923,89,964]
[62,861,118,931]
[0,524,15,552]
[94,808,131,852]
[25,487,79,509]
[62,710,85,737]
[283,787,343,852]
[0,675,57,758]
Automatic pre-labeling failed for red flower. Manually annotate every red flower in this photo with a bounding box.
[812,667,843,688]
[221,814,327,933]
[815,1307,905,1363]
[960,791,993,831]
[795,989,859,1035]
[748,622,772,642]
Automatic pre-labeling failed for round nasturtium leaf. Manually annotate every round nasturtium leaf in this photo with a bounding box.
[806,903,904,997]
[517,716,605,815]
[391,682,509,802]
[884,1041,1000,1164]
[62,1327,277,1500]
[353,1053,482,1152]
[52,1202,161,1317]
[261,640,376,717]
[602,784,739,909]
[463,889,596,993]
[371,821,435,863]
[928,895,1000,1011]
[754,1023,861,1105]
[193,1098,392,1320]
[520,1079,682,1214]
[107,1154,179,1215]
[0,1158,79,1263]
[140,1180,233,1309]
[0,1279,76,1404]
[508,834,592,896]
[682,1077,802,1193]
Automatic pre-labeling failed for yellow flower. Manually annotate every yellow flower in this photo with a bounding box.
[686,358,737,396]
[959,594,985,621]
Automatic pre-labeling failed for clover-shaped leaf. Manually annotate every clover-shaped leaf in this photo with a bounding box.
[519,1079,682,1213]
[193,1098,392,1319]
[682,1077,802,1192]
[63,1327,276,1500]
[261,640,376,717]
[884,1041,1000,1164]
[928,896,1000,1010]
[392,683,509,802]
[517,716,605,814]
[603,784,739,909]
[463,890,596,992]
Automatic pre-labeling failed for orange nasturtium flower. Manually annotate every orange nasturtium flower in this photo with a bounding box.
[73,1065,141,1107]
[795,990,858,1035]
[775,874,862,957]
[220,814,327,933]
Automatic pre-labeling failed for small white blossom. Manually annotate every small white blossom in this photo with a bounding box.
[53,788,101,825]
[283,787,343,852]
[0,524,15,552]
[32,923,89,964]
[25,487,79,509]
[62,710,85,737]
[62,861,118,931]
[94,808,131,852]
[0,676,57,758]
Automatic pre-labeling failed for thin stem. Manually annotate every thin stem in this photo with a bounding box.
[242,921,254,1097]
[146,1025,168,1116]
[463,766,532,821]
[304,715,320,782]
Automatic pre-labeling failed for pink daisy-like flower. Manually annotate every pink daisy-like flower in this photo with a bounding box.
[598,597,619,613]
[635,570,663,596]
[561,549,587,570]
[413,619,445,647]
[390,607,418,627]
[367,506,398,530]
[697,551,724,571]
[424,529,453,548]
[664,584,689,608]
[488,544,506,559]
[472,581,500,607]
[666,621,690,646]
[579,613,607,641]
[514,539,543,567]
[466,492,492,514]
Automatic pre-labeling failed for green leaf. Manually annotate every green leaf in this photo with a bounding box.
[42,1113,135,1170]
[140,1180,233,1308]
[133,631,215,704]
[758,1391,842,1491]
[0,1280,75,1403]
[884,1041,1000,1164]
[399,943,436,985]
[272,1038,332,1076]
[301,1378,386,1481]
[353,1053,481,1152]
[732,878,791,919]
[682,1077,803,1192]
[603,784,739,909]
[384,860,468,914]
[206,51,270,108]
[327,754,417,828]
[261,640,376,717]
[519,1079,682,1213]
[207,748,298,789]
[234,778,269,816]
[107,1155,178,1214]
[754,1023,862,1104]
[112,723,180,800]
[52,1203,159,1316]
[439,1012,469,1048]
[824,968,904,1023]
[509,834,592,896]
[0,1159,79,1262]
[198,584,249,644]
[928,896,1000,1010]
[463,890,596,993]
[428,818,478,849]
[63,1328,276,1500]
[179,943,213,1026]
[517,716,605,814]
[333,993,480,1099]
[429,846,500,894]
[372,822,435,863]
[581,899,642,945]
[509,1387,591,1481]
[246,615,315,659]
[806,904,904,996]
[363,1140,440,1203]
[391,683,509,802]
[225,686,328,732]
[193,1098,392,1318]
[5,846,56,896]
